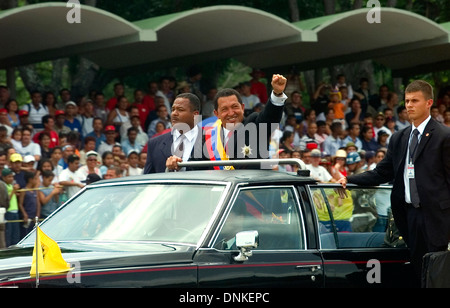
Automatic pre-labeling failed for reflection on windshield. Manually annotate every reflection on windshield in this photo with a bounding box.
[22,184,226,245]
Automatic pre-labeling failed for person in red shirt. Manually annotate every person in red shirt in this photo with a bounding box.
[249,69,268,103]
[105,83,125,112]
[132,89,153,130]
[32,115,59,148]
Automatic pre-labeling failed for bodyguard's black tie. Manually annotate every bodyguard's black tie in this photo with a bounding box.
[409,129,420,207]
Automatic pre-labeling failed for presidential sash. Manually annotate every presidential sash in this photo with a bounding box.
[204,119,234,170]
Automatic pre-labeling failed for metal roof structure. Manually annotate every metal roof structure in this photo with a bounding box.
[235,8,450,76]
[0,3,449,77]
[83,5,317,72]
[0,2,156,68]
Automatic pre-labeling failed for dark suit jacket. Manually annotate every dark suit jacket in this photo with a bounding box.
[144,97,284,173]
[143,131,172,174]
[143,126,204,174]
[224,97,284,162]
[347,118,450,249]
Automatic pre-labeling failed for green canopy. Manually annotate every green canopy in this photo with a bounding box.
[0,2,156,68]
[235,8,450,75]
[0,3,449,77]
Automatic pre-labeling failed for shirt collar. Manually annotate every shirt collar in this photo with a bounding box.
[412,115,431,136]
[173,125,198,142]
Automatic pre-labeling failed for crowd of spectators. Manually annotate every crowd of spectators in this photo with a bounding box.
[0,70,449,247]
[273,74,450,184]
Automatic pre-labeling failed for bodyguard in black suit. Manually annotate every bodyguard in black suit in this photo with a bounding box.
[144,93,201,174]
[339,80,450,278]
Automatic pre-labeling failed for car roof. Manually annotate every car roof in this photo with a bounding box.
[91,169,316,187]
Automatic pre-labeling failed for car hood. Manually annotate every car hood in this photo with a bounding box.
[0,241,197,284]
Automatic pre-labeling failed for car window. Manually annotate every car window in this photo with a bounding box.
[310,186,405,249]
[22,183,227,245]
[214,187,305,250]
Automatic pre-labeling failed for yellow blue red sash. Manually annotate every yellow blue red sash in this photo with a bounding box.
[204,119,234,170]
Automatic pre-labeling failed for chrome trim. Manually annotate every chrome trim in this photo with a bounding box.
[87,179,231,188]
[178,158,307,170]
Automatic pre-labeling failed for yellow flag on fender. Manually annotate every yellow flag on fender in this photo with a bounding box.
[30,226,72,277]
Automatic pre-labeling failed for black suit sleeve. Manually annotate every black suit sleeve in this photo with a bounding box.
[143,141,154,174]
[348,132,397,186]
[245,97,284,147]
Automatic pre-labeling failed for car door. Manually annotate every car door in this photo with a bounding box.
[195,185,324,288]
[307,184,417,287]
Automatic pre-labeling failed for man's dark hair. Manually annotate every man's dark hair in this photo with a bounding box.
[397,105,406,114]
[38,131,51,142]
[176,93,201,112]
[41,114,53,125]
[330,122,342,132]
[24,171,36,183]
[348,122,360,131]
[127,126,139,135]
[68,154,80,164]
[84,136,96,145]
[41,170,54,179]
[213,88,243,111]
[21,127,33,135]
[362,125,372,135]
[316,120,326,127]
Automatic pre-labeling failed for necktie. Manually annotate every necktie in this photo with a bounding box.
[409,129,420,163]
[174,134,186,158]
[224,130,233,154]
[409,129,420,207]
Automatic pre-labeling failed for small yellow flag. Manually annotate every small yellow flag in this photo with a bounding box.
[30,226,72,277]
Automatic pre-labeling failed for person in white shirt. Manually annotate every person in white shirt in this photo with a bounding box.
[77,150,101,181]
[127,150,143,176]
[240,81,261,114]
[306,149,334,183]
[0,109,13,137]
[15,127,41,163]
[20,91,49,132]
[98,125,121,156]
[59,154,84,199]
[395,106,411,131]
[76,99,95,137]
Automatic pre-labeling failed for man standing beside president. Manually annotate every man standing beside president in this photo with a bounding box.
[143,92,202,174]
[162,74,288,172]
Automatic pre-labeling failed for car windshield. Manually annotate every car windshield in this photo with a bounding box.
[21,183,227,245]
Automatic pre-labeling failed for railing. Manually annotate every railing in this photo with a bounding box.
[177,158,310,176]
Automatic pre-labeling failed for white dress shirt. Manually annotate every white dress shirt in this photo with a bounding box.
[403,115,431,203]
[172,125,199,163]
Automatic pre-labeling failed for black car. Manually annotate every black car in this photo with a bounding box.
[0,159,416,288]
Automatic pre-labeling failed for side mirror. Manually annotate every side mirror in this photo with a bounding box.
[234,230,259,262]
